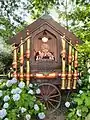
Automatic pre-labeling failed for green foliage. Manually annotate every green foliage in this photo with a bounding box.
[0,17,15,42]
[27,0,57,19]
[0,0,27,42]
[0,0,25,24]
[66,69,90,120]
[0,78,46,120]
[0,37,12,74]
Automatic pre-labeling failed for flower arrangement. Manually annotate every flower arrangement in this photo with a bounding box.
[65,68,90,120]
[0,78,46,120]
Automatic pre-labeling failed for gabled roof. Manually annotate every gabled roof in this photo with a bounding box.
[10,14,82,45]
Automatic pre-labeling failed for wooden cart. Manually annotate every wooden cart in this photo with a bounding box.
[10,14,82,114]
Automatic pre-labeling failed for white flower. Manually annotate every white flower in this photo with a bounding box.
[34,104,39,111]
[76,109,81,117]
[88,85,90,89]
[11,87,22,94]
[3,95,10,102]
[3,103,9,109]
[65,101,70,108]
[38,112,45,119]
[44,107,46,110]
[11,89,16,94]
[20,107,26,113]
[0,109,7,119]
[11,78,17,84]
[13,94,20,101]
[0,90,3,97]
[6,80,12,87]
[34,83,37,86]
[77,79,82,86]
[26,114,31,120]
[88,69,90,74]
[18,81,25,88]
[79,90,83,94]
[17,114,20,117]
[4,118,8,120]
[89,76,90,83]
[28,89,34,95]
[36,88,41,94]
[0,79,3,83]
[29,83,33,88]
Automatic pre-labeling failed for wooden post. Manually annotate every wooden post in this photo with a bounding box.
[61,35,66,89]
[67,41,72,89]
[26,30,30,85]
[12,44,17,79]
[20,38,24,81]
[73,43,78,89]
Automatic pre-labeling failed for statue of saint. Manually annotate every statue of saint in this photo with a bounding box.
[35,44,55,61]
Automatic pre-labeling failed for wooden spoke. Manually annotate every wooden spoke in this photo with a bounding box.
[46,102,49,110]
[48,88,56,96]
[46,85,50,95]
[38,83,61,115]
[49,98,60,103]
[49,94,60,98]
[37,95,43,99]
[48,100,56,109]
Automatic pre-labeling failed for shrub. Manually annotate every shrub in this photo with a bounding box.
[0,78,46,120]
[0,37,12,74]
[66,68,90,120]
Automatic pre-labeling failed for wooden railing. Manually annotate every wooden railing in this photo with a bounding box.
[12,30,78,89]
[61,35,78,89]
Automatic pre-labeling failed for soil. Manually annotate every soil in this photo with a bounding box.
[44,103,67,120]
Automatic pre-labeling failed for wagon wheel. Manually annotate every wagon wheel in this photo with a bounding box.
[37,83,61,114]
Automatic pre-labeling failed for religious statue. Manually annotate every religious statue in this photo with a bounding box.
[35,44,55,61]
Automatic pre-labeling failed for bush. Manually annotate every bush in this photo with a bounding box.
[0,37,12,74]
[66,68,90,120]
[0,78,46,120]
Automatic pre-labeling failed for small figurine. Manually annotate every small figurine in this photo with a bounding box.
[35,44,55,61]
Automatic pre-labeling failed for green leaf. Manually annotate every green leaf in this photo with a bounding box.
[74,98,83,105]
[85,113,90,120]
[85,97,90,107]
[82,106,88,112]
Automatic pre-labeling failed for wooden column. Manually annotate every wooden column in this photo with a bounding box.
[20,38,24,81]
[61,35,66,89]
[73,44,78,89]
[12,44,17,79]
[26,30,30,85]
[67,41,72,89]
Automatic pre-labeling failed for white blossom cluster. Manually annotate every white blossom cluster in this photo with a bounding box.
[3,103,9,109]
[77,79,82,86]
[28,88,34,94]
[0,109,7,119]
[6,78,17,87]
[11,87,22,94]
[79,90,83,94]
[88,69,90,74]
[34,104,39,111]
[76,109,81,117]
[65,101,70,108]
[29,83,33,88]
[13,94,20,101]
[0,78,45,120]
[0,90,3,97]
[20,107,27,113]
[18,81,25,88]
[28,83,41,95]
[25,114,31,120]
[3,95,10,102]
[38,112,45,119]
